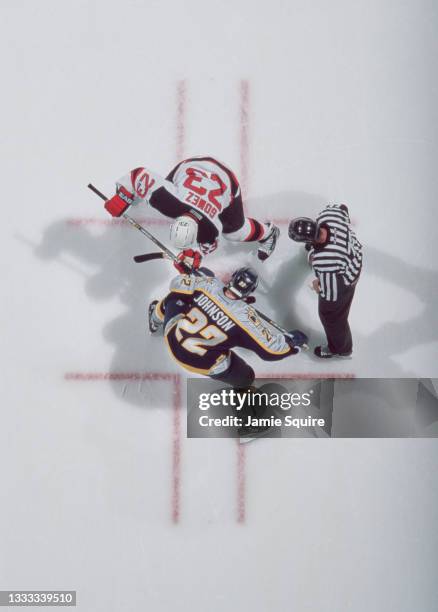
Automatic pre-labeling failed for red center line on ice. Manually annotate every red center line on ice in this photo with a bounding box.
[237,371,354,524]
[237,78,250,524]
[64,372,176,381]
[176,80,186,161]
[170,79,186,523]
[65,82,188,526]
[239,79,250,201]
[171,373,182,524]
[236,441,246,524]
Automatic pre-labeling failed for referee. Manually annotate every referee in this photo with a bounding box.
[289,205,362,358]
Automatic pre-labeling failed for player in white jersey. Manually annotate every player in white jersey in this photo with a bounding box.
[148,267,308,387]
[103,156,280,269]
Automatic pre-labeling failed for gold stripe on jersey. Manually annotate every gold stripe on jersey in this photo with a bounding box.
[155,299,165,321]
[169,288,194,295]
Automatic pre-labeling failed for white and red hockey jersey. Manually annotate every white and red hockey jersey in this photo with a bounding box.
[116,156,264,245]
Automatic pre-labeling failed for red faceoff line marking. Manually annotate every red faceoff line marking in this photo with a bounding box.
[171,80,186,524]
[65,217,293,227]
[67,218,352,229]
[171,374,182,524]
[237,79,250,524]
[237,370,355,524]
[176,80,186,162]
[237,442,246,524]
[64,369,355,527]
[239,79,250,201]
[65,371,182,524]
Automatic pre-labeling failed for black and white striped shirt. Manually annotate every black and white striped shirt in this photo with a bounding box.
[309,205,362,302]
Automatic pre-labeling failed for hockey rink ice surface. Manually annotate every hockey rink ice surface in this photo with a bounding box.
[2,1,438,611]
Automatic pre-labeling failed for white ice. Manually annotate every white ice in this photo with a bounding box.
[1,1,438,611]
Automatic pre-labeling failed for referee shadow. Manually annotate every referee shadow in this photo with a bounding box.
[263,249,312,332]
[355,246,438,377]
[240,193,438,377]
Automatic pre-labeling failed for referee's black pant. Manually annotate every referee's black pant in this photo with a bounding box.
[318,278,357,355]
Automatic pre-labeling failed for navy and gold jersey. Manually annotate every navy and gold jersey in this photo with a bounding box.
[161,274,294,375]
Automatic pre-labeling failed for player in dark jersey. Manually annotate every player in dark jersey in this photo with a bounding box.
[149,267,308,387]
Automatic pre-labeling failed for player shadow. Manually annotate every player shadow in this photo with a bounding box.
[242,190,327,333]
[34,218,180,409]
[32,194,437,412]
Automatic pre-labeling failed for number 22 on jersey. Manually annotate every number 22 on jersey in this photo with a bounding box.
[175,307,227,355]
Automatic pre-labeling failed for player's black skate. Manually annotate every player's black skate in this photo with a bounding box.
[148,300,163,334]
[258,223,280,261]
[314,345,352,359]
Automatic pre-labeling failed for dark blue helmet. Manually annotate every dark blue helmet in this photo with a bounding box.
[288,217,318,243]
[228,266,258,298]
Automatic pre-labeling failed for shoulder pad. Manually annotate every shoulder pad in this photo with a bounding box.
[169,274,196,294]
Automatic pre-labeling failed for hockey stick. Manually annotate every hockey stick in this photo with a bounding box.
[88,183,304,345]
[133,252,166,263]
[87,183,179,263]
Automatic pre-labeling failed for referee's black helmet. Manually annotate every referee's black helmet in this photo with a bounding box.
[288,217,318,243]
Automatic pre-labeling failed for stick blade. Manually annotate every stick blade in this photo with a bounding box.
[133,252,165,263]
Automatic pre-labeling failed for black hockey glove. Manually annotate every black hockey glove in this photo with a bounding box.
[285,329,309,350]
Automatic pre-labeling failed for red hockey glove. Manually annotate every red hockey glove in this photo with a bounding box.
[104,186,134,217]
[173,249,202,273]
